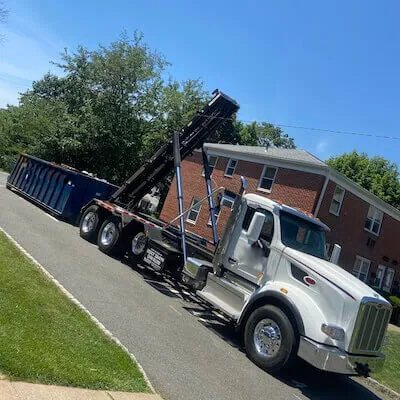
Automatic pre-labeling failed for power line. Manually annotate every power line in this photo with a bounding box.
[271,122,400,141]
[197,114,400,141]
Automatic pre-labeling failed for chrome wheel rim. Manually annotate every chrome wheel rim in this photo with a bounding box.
[253,318,281,357]
[82,211,96,233]
[101,222,116,246]
[132,232,147,255]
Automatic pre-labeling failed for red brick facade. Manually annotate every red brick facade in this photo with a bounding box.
[319,181,400,293]
[160,150,400,294]
[160,152,325,241]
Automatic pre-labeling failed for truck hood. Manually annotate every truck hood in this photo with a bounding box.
[283,247,389,304]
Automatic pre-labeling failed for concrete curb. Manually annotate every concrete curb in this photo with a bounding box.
[365,378,400,399]
[0,226,157,395]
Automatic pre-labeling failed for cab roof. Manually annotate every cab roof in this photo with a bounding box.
[244,193,330,231]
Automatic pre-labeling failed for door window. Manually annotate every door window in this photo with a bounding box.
[374,265,386,289]
[352,256,370,282]
[383,268,394,293]
[243,206,274,243]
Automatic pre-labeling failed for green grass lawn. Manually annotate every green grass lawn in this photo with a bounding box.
[372,330,400,393]
[0,231,149,392]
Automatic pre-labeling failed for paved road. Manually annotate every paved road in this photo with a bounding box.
[0,171,388,400]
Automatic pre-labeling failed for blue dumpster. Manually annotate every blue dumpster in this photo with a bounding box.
[7,154,118,224]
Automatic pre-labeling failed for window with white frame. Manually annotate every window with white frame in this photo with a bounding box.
[329,186,345,216]
[352,256,371,282]
[258,166,277,192]
[383,268,394,293]
[224,159,238,177]
[374,265,387,289]
[186,198,201,224]
[207,206,221,226]
[221,192,236,208]
[201,155,218,176]
[364,205,383,235]
[207,193,236,225]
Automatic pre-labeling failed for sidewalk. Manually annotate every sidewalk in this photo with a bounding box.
[0,380,162,400]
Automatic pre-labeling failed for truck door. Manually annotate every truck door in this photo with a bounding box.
[226,207,275,285]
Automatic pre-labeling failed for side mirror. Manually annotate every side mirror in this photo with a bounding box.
[247,211,265,244]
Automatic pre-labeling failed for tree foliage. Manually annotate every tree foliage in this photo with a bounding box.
[327,151,400,209]
[209,119,295,148]
[0,33,208,182]
[0,32,294,183]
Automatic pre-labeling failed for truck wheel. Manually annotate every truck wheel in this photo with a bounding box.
[80,205,101,242]
[244,305,297,374]
[98,216,124,256]
[129,231,147,263]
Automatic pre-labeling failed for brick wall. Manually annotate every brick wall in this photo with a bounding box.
[160,152,325,242]
[318,180,400,291]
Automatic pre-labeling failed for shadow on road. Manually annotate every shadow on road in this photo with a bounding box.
[123,259,384,400]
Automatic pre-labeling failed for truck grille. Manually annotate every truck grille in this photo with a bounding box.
[349,299,391,354]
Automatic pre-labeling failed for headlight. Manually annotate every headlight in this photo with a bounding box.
[321,323,345,341]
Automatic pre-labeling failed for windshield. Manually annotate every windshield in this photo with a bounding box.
[280,211,327,259]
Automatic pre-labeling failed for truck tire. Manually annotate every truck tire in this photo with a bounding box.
[244,304,297,374]
[80,205,101,242]
[129,231,148,264]
[97,215,124,256]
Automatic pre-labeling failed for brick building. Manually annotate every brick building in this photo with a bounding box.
[160,143,400,295]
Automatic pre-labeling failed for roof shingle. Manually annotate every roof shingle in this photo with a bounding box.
[204,143,327,168]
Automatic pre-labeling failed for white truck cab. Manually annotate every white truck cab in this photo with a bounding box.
[183,193,391,376]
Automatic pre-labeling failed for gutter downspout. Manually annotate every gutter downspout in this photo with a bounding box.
[314,173,330,217]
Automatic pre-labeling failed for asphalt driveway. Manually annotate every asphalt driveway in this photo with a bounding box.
[0,171,388,400]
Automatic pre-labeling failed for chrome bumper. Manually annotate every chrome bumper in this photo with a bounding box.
[298,336,385,375]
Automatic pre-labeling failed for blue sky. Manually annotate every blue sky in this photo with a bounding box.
[1,0,400,164]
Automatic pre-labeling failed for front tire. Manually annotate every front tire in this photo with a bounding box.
[244,305,297,374]
[80,205,101,242]
[97,216,124,256]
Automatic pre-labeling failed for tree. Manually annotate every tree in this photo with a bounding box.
[327,151,400,209]
[1,32,210,182]
[239,121,295,148]
[209,118,296,148]
[0,31,295,182]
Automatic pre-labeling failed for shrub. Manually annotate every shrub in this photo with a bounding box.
[389,296,400,326]
[389,295,400,307]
